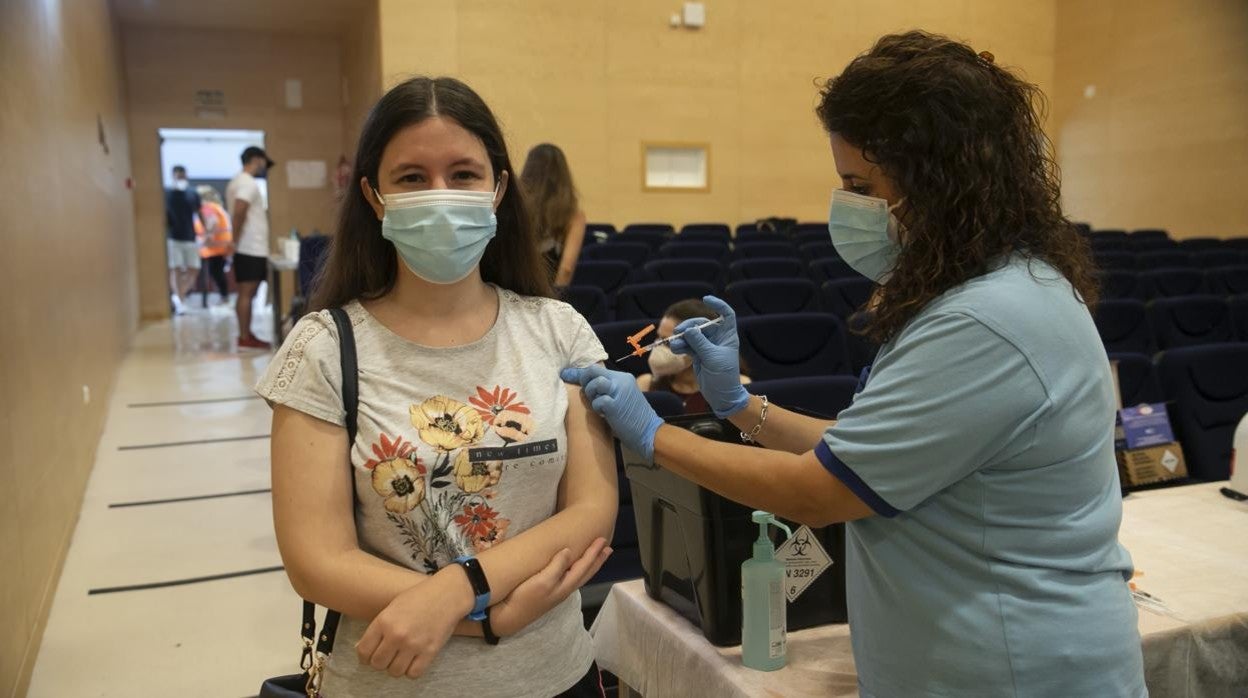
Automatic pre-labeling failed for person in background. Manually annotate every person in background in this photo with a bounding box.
[636,299,750,414]
[520,143,587,287]
[194,185,233,304]
[226,146,274,349]
[165,165,201,315]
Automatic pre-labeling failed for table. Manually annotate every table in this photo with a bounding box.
[590,482,1248,697]
[267,255,299,346]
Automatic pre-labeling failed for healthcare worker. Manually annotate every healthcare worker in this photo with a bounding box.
[563,31,1146,697]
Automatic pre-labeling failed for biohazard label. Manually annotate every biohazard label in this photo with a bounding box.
[775,525,833,602]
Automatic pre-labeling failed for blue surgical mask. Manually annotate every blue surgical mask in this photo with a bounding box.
[375,187,498,284]
[827,189,904,284]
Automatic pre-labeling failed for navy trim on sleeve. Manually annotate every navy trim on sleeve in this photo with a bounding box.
[855,365,872,394]
[815,440,900,518]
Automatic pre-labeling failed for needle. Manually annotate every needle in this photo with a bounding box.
[613,317,723,363]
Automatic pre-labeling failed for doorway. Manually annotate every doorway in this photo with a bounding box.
[157,128,272,349]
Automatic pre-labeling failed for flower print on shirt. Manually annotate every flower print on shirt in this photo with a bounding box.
[452,449,503,493]
[410,395,486,451]
[363,434,426,513]
[470,385,531,426]
[454,501,511,553]
[493,410,534,444]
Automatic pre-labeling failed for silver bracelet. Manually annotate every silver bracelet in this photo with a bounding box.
[740,395,768,443]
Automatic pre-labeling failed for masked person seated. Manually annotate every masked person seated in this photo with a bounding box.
[635,299,750,414]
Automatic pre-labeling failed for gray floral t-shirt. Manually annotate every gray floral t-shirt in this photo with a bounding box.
[256,287,607,697]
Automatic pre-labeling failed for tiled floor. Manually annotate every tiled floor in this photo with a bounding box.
[26,299,311,698]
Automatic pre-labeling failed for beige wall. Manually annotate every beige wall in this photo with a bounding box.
[122,26,347,320]
[377,0,1056,228]
[0,1,138,695]
[1053,0,1248,237]
[342,0,383,159]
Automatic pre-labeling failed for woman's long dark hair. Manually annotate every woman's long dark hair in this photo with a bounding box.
[520,143,578,248]
[816,31,1097,343]
[311,77,553,311]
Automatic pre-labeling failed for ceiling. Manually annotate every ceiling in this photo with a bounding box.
[111,0,367,37]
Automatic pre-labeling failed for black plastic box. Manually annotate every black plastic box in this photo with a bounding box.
[623,412,848,647]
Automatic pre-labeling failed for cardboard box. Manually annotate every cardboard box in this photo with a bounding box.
[1117,443,1188,487]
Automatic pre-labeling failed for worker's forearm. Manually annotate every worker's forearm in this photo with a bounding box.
[652,425,826,524]
[727,394,833,454]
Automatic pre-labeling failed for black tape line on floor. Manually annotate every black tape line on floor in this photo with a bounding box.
[108,488,272,509]
[117,434,270,451]
[127,395,262,408]
[88,565,286,595]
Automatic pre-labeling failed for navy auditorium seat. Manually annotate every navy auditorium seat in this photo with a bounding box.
[793,223,831,246]
[571,260,634,297]
[561,285,611,324]
[1091,229,1129,242]
[1127,237,1179,252]
[734,242,800,260]
[1099,270,1144,300]
[580,241,651,267]
[1108,352,1164,407]
[735,229,784,244]
[746,376,859,419]
[1090,239,1130,253]
[678,224,731,244]
[1093,299,1154,354]
[1148,295,1234,349]
[725,279,820,316]
[1130,229,1169,241]
[1093,251,1136,271]
[585,222,617,237]
[615,282,716,322]
[1136,250,1194,269]
[659,241,729,262]
[728,257,806,282]
[592,320,654,377]
[1139,268,1207,299]
[644,391,686,418]
[1206,266,1248,296]
[1224,238,1248,251]
[1155,343,1248,480]
[622,223,675,236]
[800,242,840,261]
[808,259,862,285]
[735,313,852,379]
[1192,250,1243,269]
[610,229,668,252]
[1231,295,1248,340]
[642,259,724,289]
[820,278,875,320]
[1177,237,1224,252]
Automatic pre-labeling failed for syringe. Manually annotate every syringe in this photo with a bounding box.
[613,317,724,363]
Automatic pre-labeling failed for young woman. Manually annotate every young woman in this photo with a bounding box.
[566,32,1146,697]
[635,299,749,414]
[519,143,587,286]
[257,77,617,697]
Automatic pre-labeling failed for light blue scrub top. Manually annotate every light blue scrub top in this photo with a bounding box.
[817,255,1146,697]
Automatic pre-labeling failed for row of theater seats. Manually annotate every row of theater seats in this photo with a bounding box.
[1100,267,1248,299]
[572,256,865,298]
[1094,295,1248,353]
[564,277,871,323]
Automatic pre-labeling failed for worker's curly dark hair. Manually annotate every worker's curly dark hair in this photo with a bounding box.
[816,31,1097,343]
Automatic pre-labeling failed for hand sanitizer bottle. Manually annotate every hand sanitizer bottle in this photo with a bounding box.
[742,511,792,671]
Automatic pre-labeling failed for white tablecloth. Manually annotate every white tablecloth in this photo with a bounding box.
[590,482,1248,697]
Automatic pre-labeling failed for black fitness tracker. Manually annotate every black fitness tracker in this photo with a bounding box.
[453,555,492,621]
[481,606,501,645]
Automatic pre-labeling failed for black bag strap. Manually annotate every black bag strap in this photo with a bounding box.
[298,307,357,678]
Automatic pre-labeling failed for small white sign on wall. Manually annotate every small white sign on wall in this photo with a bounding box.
[643,142,710,192]
[286,160,328,189]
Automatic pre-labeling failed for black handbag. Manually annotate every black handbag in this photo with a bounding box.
[260,307,358,698]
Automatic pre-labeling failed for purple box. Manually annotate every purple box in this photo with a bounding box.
[1118,403,1175,450]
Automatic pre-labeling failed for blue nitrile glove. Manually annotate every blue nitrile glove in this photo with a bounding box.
[561,365,665,460]
[667,295,750,418]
